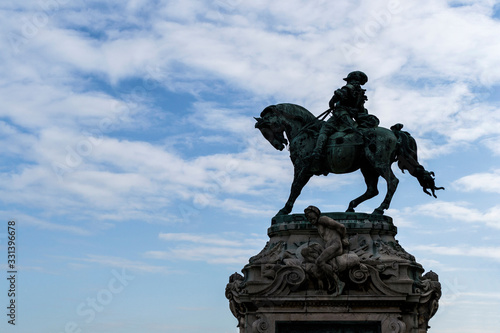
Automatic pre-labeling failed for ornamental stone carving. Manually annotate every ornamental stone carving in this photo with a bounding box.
[226,209,441,333]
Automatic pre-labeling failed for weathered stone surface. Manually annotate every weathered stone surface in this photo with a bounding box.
[226,211,441,333]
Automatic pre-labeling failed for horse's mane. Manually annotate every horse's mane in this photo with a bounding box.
[263,103,319,125]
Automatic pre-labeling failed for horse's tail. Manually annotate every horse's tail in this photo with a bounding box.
[391,123,445,198]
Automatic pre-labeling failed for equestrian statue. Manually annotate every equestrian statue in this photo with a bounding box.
[255,71,444,217]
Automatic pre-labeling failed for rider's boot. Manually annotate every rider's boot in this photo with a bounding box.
[311,133,328,174]
[311,133,328,160]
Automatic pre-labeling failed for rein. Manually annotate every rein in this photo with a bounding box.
[262,104,331,142]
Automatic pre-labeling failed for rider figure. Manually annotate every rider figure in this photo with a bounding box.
[311,71,379,160]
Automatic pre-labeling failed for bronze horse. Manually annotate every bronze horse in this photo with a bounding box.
[255,103,444,216]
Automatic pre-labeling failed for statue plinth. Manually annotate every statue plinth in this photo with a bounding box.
[226,213,441,333]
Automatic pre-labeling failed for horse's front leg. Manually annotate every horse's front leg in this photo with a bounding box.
[275,167,313,216]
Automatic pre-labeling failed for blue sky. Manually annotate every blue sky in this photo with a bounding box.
[1,0,500,332]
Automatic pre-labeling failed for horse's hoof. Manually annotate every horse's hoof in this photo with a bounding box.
[274,209,290,217]
[372,208,384,215]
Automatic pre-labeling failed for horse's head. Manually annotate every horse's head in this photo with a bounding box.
[255,105,288,151]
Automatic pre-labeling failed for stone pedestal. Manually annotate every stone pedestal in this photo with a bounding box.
[226,212,441,333]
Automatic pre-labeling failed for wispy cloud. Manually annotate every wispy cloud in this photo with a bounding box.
[146,232,266,265]
[2,1,500,333]
[404,201,500,229]
[453,169,500,194]
[1,0,500,228]
[0,211,91,235]
[159,233,244,247]
[411,244,500,262]
[76,254,173,274]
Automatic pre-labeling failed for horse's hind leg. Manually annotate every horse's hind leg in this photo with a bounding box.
[372,166,399,215]
[347,167,379,212]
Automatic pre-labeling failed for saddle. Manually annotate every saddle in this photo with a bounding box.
[326,130,365,148]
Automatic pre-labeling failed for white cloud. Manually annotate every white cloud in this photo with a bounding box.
[0,211,91,235]
[460,292,500,300]
[482,137,500,155]
[406,201,500,229]
[188,102,256,136]
[147,246,258,264]
[417,258,470,273]
[0,82,122,130]
[2,2,500,333]
[453,170,500,194]
[1,0,500,229]
[76,254,172,274]
[4,1,500,139]
[148,232,267,264]
[411,244,500,262]
[0,116,295,223]
[159,233,243,247]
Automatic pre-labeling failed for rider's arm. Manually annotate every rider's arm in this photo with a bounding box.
[329,88,344,109]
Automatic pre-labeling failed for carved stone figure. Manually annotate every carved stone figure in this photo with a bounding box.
[225,211,441,332]
[303,205,352,294]
[255,98,444,217]
[225,272,246,328]
[416,270,442,330]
